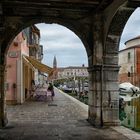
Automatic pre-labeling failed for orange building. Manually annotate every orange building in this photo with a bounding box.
[119,36,140,87]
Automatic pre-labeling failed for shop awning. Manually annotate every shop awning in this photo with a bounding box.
[23,56,36,71]
[24,56,53,75]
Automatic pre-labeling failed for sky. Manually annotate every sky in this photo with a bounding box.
[120,8,140,50]
[36,7,140,68]
[36,23,88,68]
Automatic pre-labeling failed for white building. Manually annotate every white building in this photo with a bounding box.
[57,65,88,79]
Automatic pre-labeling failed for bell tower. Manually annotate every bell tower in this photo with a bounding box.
[53,56,57,79]
[53,55,57,69]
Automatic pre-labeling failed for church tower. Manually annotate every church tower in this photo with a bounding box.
[53,56,57,69]
[52,56,58,79]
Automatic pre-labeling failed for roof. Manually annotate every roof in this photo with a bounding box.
[58,66,88,71]
[31,25,40,38]
[119,45,140,53]
[125,36,140,45]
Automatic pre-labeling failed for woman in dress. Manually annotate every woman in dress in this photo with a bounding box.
[47,83,55,101]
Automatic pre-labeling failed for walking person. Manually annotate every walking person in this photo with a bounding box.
[47,82,55,101]
[30,79,36,99]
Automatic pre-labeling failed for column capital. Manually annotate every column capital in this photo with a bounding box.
[88,64,120,72]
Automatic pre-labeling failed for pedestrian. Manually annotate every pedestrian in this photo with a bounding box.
[47,82,55,101]
[30,79,36,99]
[31,79,35,88]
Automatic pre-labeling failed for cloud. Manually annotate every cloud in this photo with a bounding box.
[36,23,84,50]
[42,46,88,67]
[120,8,140,49]
[43,53,88,67]
[36,23,88,67]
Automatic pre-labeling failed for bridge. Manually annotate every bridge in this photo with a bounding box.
[0,0,140,127]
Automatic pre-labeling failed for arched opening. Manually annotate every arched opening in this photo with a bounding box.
[2,0,139,133]
[118,8,140,130]
[0,11,94,130]
[2,21,90,136]
[36,23,88,67]
[119,8,140,86]
[100,3,138,127]
[105,2,140,131]
[36,24,89,104]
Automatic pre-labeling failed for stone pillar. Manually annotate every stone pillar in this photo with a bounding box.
[88,64,103,126]
[88,13,103,126]
[0,63,8,127]
[0,40,8,127]
[88,64,120,126]
[102,35,120,126]
[87,14,120,126]
[102,65,120,126]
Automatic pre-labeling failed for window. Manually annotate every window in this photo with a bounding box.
[131,66,133,73]
[128,52,131,62]
[128,72,131,77]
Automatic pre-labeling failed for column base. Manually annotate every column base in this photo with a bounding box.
[103,120,120,126]
[88,116,120,127]
[87,117,103,127]
[88,106,120,127]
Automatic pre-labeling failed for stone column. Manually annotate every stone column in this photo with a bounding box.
[88,64,103,126]
[87,14,120,126]
[102,35,120,126]
[87,13,103,126]
[0,19,8,126]
[0,49,8,127]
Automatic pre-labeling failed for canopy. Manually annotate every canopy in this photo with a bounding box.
[119,82,140,93]
[24,56,53,75]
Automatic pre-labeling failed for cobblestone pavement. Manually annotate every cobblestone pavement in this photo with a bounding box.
[0,88,130,140]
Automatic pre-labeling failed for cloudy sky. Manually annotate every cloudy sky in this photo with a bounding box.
[36,23,88,68]
[120,8,140,50]
[36,7,140,67]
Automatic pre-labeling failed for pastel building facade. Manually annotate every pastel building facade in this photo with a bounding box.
[119,36,140,87]
[6,25,42,104]
[48,56,89,86]
[57,65,89,79]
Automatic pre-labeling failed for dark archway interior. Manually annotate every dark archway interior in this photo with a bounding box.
[0,0,140,128]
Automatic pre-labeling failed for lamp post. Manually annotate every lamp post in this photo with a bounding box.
[73,72,76,95]
[82,73,84,93]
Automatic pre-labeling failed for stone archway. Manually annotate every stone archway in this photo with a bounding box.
[0,16,93,127]
[102,3,136,126]
[87,2,138,126]
[1,0,139,127]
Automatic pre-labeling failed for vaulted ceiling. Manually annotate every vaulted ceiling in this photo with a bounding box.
[1,0,114,18]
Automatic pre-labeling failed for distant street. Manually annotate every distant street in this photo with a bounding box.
[0,88,129,140]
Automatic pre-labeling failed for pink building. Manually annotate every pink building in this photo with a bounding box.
[6,31,32,104]
[5,25,41,104]
[6,25,53,104]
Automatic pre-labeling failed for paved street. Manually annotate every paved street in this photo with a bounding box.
[0,88,131,140]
